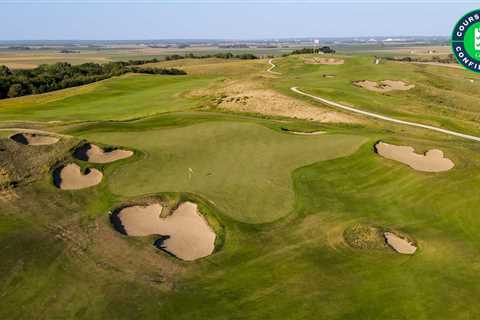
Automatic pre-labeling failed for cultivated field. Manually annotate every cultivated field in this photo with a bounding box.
[1,52,480,319]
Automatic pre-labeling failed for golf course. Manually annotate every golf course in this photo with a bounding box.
[2,51,480,320]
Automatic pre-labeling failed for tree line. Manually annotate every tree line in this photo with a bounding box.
[286,46,336,55]
[384,54,455,64]
[0,59,185,99]
[164,52,259,61]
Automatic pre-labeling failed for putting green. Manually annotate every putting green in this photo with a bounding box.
[81,121,366,223]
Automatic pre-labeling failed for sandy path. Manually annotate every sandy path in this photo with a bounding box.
[76,143,133,164]
[10,132,59,146]
[291,87,480,142]
[117,202,216,261]
[384,232,417,254]
[375,142,454,172]
[56,163,103,190]
[267,59,281,75]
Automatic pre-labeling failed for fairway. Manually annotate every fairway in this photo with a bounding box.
[273,55,480,136]
[81,121,366,223]
[0,74,217,121]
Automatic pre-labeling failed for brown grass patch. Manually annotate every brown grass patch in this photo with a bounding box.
[303,57,344,65]
[354,80,414,92]
[212,81,359,123]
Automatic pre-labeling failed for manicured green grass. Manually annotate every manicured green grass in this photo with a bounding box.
[80,121,366,223]
[0,74,216,122]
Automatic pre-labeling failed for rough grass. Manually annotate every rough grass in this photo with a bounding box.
[343,223,387,249]
[0,135,78,186]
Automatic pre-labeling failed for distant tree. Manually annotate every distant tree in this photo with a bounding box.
[0,65,11,77]
[7,84,23,98]
[0,78,10,99]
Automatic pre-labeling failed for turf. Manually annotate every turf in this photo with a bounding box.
[0,74,216,122]
[80,121,366,223]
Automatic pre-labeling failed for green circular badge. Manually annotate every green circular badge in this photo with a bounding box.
[451,9,480,72]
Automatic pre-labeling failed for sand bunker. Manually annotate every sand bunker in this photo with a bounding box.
[75,143,133,164]
[384,232,417,255]
[354,80,414,92]
[375,141,454,172]
[304,57,344,65]
[10,133,59,146]
[289,131,325,135]
[55,163,103,190]
[116,202,216,261]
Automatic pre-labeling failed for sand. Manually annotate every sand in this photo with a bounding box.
[304,57,344,65]
[10,132,59,146]
[375,141,454,172]
[384,232,417,254]
[289,131,325,135]
[117,202,216,261]
[354,80,414,92]
[55,163,103,190]
[75,143,133,164]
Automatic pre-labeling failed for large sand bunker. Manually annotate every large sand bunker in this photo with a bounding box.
[304,57,344,65]
[75,143,133,164]
[54,163,103,190]
[116,202,216,261]
[384,232,417,255]
[375,141,454,172]
[354,80,414,92]
[10,132,59,146]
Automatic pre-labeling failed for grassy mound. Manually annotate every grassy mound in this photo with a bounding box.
[343,224,387,250]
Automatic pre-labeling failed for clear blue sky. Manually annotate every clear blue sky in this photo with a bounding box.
[0,1,478,40]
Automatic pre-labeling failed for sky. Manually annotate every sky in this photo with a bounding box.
[0,1,479,40]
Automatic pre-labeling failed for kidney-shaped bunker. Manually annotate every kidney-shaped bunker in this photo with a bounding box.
[115,201,216,261]
[10,132,59,146]
[54,163,103,190]
[375,141,454,172]
[74,143,133,164]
